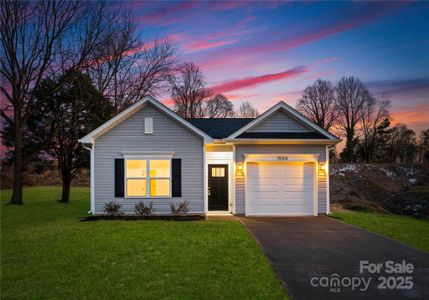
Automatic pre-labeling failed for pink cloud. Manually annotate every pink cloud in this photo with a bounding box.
[208,1,250,11]
[130,33,184,53]
[391,103,429,134]
[162,98,174,106]
[182,39,238,52]
[180,16,256,53]
[84,34,182,68]
[210,66,308,94]
[137,2,201,26]
[196,3,406,69]
[224,93,262,101]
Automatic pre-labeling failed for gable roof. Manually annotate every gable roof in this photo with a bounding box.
[186,118,254,139]
[79,97,340,145]
[226,101,340,141]
[79,96,213,144]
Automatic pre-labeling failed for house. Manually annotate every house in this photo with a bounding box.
[79,96,340,216]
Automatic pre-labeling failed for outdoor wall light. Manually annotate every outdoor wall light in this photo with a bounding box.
[236,162,244,173]
[319,163,327,173]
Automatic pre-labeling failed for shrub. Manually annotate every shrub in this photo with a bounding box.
[169,200,190,216]
[104,201,124,216]
[135,202,154,216]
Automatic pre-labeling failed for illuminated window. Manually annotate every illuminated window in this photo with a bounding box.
[126,160,146,178]
[149,160,170,196]
[150,160,170,177]
[127,179,147,197]
[125,159,171,197]
[211,167,225,177]
[150,179,170,197]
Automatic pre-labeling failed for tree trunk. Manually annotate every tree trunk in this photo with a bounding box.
[10,117,23,205]
[60,176,71,203]
[345,129,355,163]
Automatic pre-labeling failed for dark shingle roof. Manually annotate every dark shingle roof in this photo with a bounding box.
[236,132,328,139]
[186,118,330,140]
[186,118,254,138]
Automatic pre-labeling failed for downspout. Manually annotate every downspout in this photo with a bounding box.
[81,143,93,214]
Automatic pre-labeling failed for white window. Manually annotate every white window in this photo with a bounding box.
[125,159,171,197]
[144,118,153,134]
[211,167,225,177]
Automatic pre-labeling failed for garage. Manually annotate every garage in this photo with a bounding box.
[246,161,316,216]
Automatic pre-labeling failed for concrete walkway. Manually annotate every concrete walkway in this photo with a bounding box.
[241,216,429,299]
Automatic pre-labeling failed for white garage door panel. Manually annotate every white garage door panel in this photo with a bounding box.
[247,162,315,216]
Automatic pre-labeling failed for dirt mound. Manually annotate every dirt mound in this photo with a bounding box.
[331,164,429,219]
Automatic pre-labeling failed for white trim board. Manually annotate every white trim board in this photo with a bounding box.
[326,145,330,214]
[90,144,95,213]
[224,139,339,145]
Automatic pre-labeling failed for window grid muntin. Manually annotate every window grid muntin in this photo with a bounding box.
[125,159,171,198]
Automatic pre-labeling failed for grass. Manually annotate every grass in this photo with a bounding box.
[408,184,429,193]
[330,211,429,252]
[1,187,287,299]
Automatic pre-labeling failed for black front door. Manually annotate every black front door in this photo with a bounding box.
[208,164,228,211]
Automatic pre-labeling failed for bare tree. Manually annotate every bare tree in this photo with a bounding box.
[169,62,212,118]
[1,1,79,205]
[205,94,234,118]
[335,77,372,162]
[237,101,259,118]
[0,1,117,204]
[85,14,177,114]
[296,79,337,130]
[359,97,390,162]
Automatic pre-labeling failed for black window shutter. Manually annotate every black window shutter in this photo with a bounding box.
[114,159,124,197]
[172,158,182,197]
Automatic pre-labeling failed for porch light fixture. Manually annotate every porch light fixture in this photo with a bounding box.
[319,163,327,173]
[236,162,244,173]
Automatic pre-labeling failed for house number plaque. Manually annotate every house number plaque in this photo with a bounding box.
[276,156,288,161]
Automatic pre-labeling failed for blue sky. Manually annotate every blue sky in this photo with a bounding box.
[126,0,429,132]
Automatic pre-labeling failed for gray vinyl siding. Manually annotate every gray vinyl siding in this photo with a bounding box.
[234,144,327,214]
[249,110,313,132]
[93,103,204,214]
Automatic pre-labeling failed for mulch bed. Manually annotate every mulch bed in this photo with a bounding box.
[81,215,205,222]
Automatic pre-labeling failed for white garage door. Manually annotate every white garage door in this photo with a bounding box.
[247,162,315,216]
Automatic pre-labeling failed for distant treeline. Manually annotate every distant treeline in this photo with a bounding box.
[296,78,429,164]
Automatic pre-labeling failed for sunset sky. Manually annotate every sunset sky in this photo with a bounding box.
[127,0,428,133]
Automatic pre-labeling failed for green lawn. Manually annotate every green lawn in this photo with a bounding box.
[1,187,287,299]
[330,211,429,252]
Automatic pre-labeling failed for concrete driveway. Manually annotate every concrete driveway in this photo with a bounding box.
[240,216,429,300]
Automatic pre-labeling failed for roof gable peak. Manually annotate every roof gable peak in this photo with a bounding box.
[226,100,339,140]
[79,96,212,144]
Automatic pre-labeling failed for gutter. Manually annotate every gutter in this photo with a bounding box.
[82,144,92,151]
[223,138,341,145]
